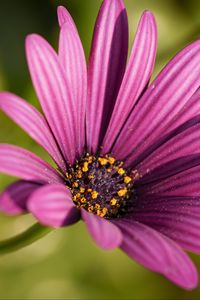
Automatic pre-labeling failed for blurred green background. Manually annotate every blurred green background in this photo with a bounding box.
[0,0,200,299]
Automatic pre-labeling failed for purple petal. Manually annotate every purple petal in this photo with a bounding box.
[102,11,157,154]
[0,92,66,173]
[86,0,128,153]
[0,180,40,215]
[59,22,87,156]
[132,202,200,254]
[81,209,122,250]
[28,184,80,227]
[115,219,198,289]
[140,165,200,197]
[137,154,200,186]
[0,144,63,184]
[26,34,76,165]
[136,115,200,177]
[112,41,200,165]
[57,5,78,31]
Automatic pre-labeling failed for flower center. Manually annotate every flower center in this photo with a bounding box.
[66,154,137,219]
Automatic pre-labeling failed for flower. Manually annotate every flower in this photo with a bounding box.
[0,0,200,290]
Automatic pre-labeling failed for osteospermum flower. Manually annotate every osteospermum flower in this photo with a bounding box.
[1,0,200,289]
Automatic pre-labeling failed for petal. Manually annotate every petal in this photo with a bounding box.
[0,180,40,215]
[57,5,78,31]
[0,144,63,184]
[140,165,200,197]
[81,209,122,250]
[112,40,200,165]
[86,0,128,153]
[0,92,66,173]
[25,34,76,165]
[132,202,200,254]
[102,11,157,154]
[136,114,200,177]
[59,22,87,155]
[137,153,200,186]
[28,184,80,228]
[115,219,198,289]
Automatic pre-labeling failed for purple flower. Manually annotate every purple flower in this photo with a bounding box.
[1,0,200,290]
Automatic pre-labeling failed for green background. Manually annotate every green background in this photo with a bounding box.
[0,0,200,299]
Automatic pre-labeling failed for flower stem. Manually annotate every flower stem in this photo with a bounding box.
[0,223,54,255]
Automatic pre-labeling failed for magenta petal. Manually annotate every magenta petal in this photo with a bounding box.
[81,209,122,250]
[0,92,66,173]
[137,154,200,186]
[26,34,76,165]
[86,0,128,153]
[133,202,200,254]
[102,11,157,154]
[0,180,40,215]
[136,115,200,177]
[115,219,198,289]
[141,165,200,197]
[59,22,87,156]
[57,6,77,31]
[0,144,63,184]
[28,184,80,228]
[113,41,200,164]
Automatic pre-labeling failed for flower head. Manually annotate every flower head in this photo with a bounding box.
[1,0,200,290]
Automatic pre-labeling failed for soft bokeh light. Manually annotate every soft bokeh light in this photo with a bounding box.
[0,0,200,298]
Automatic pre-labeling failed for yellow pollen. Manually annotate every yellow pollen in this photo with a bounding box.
[72,182,79,188]
[88,175,94,179]
[118,188,127,197]
[82,162,89,172]
[97,209,101,216]
[87,156,93,163]
[106,168,111,173]
[80,187,85,193]
[76,193,81,198]
[91,191,99,199]
[108,157,115,164]
[77,170,82,178]
[88,205,94,213]
[80,197,86,203]
[95,203,100,210]
[87,188,92,192]
[100,207,108,217]
[124,176,132,184]
[98,157,108,165]
[110,198,117,206]
[118,168,125,175]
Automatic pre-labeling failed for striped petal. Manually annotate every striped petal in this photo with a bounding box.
[133,205,200,254]
[26,34,76,165]
[137,153,200,186]
[81,209,122,250]
[28,184,80,227]
[102,11,157,154]
[59,21,87,156]
[140,165,200,197]
[112,41,200,164]
[57,5,78,31]
[0,144,63,184]
[136,115,200,177]
[86,0,128,153]
[0,92,66,172]
[0,180,40,215]
[115,219,198,289]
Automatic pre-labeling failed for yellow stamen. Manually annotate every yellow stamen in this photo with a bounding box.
[98,157,108,165]
[80,197,86,203]
[82,162,88,172]
[110,198,117,206]
[106,168,111,173]
[118,168,125,175]
[88,205,94,213]
[72,182,79,188]
[124,176,132,184]
[100,207,108,217]
[95,203,100,210]
[118,188,127,197]
[108,157,115,164]
[88,175,94,179]
[91,191,99,199]
[77,170,82,178]
[80,187,85,193]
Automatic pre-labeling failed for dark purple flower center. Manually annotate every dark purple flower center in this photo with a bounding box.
[66,153,137,219]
